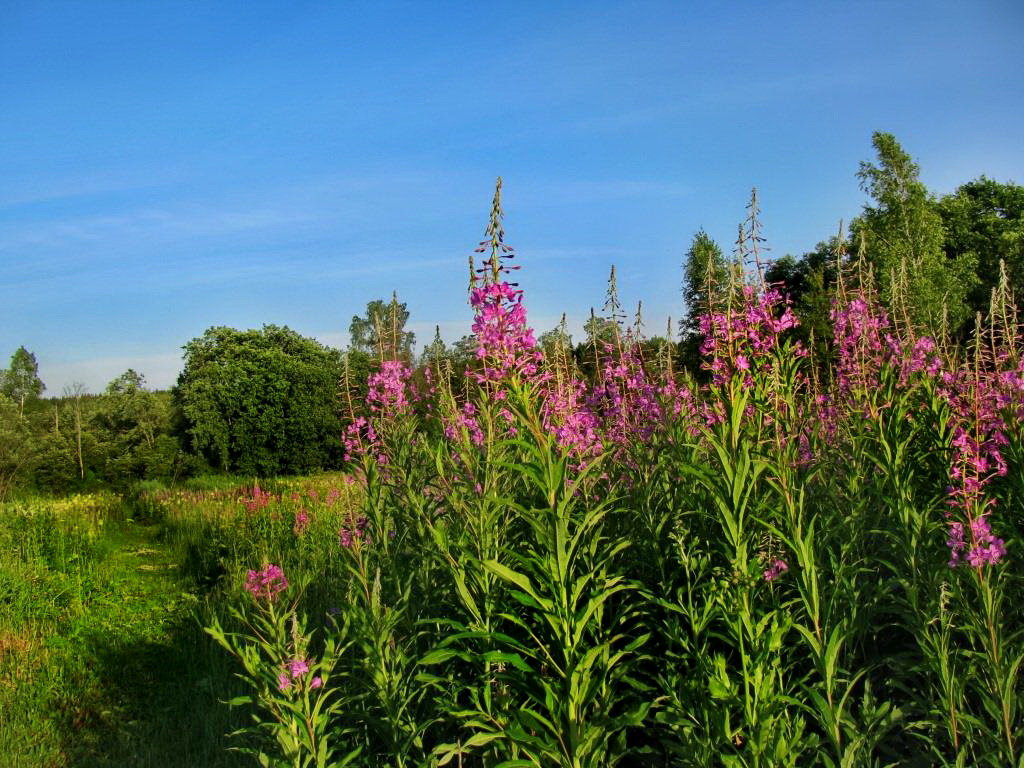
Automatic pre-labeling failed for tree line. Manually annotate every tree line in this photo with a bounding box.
[2,131,1020,497]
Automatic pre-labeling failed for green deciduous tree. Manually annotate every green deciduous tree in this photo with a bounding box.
[348,294,416,361]
[98,370,185,484]
[1,346,45,416]
[451,334,478,364]
[937,176,1024,316]
[852,131,977,337]
[176,325,344,476]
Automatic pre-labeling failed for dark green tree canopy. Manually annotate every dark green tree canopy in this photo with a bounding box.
[852,131,977,337]
[1,346,45,416]
[176,325,343,476]
[937,176,1024,316]
[765,237,844,351]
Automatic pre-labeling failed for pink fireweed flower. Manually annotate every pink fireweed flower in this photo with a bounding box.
[939,355,1013,567]
[367,360,415,414]
[470,281,543,384]
[947,514,1006,568]
[343,416,381,463]
[831,297,890,397]
[245,564,288,601]
[541,375,603,459]
[443,400,485,446]
[339,516,369,548]
[278,659,317,692]
[763,559,789,582]
[293,509,310,536]
[587,342,663,452]
[242,484,273,513]
[699,285,797,387]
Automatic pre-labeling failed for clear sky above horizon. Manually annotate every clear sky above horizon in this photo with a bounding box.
[2,0,1023,394]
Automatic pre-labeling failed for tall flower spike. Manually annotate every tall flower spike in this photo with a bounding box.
[743,187,771,290]
[662,315,674,375]
[475,177,518,287]
[603,265,626,331]
[589,307,602,374]
[372,307,386,363]
[832,219,849,304]
[340,352,357,422]
[468,179,541,383]
[390,292,400,362]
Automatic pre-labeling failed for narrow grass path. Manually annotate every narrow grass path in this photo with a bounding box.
[1,520,245,768]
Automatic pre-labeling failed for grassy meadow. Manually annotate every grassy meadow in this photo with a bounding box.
[0,476,359,767]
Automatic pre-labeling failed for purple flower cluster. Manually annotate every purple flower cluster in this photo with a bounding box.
[470,282,543,383]
[339,515,368,548]
[831,297,890,397]
[898,336,944,386]
[443,400,485,446]
[588,344,663,449]
[947,514,1007,568]
[245,564,288,601]
[699,286,797,386]
[763,558,789,582]
[938,363,1013,568]
[293,509,310,536]
[242,484,273,513]
[831,290,1012,568]
[277,657,323,692]
[367,360,415,414]
[342,417,383,464]
[541,376,602,459]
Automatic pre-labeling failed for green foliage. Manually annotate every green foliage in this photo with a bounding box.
[583,313,618,347]
[537,322,573,359]
[207,597,357,768]
[765,237,842,357]
[451,334,478,363]
[0,492,246,766]
[420,325,449,366]
[679,230,730,371]
[853,131,978,337]
[1,345,45,416]
[0,393,38,500]
[177,325,344,476]
[937,176,1024,318]
[348,295,416,361]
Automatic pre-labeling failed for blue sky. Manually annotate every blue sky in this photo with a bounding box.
[2,0,1022,393]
